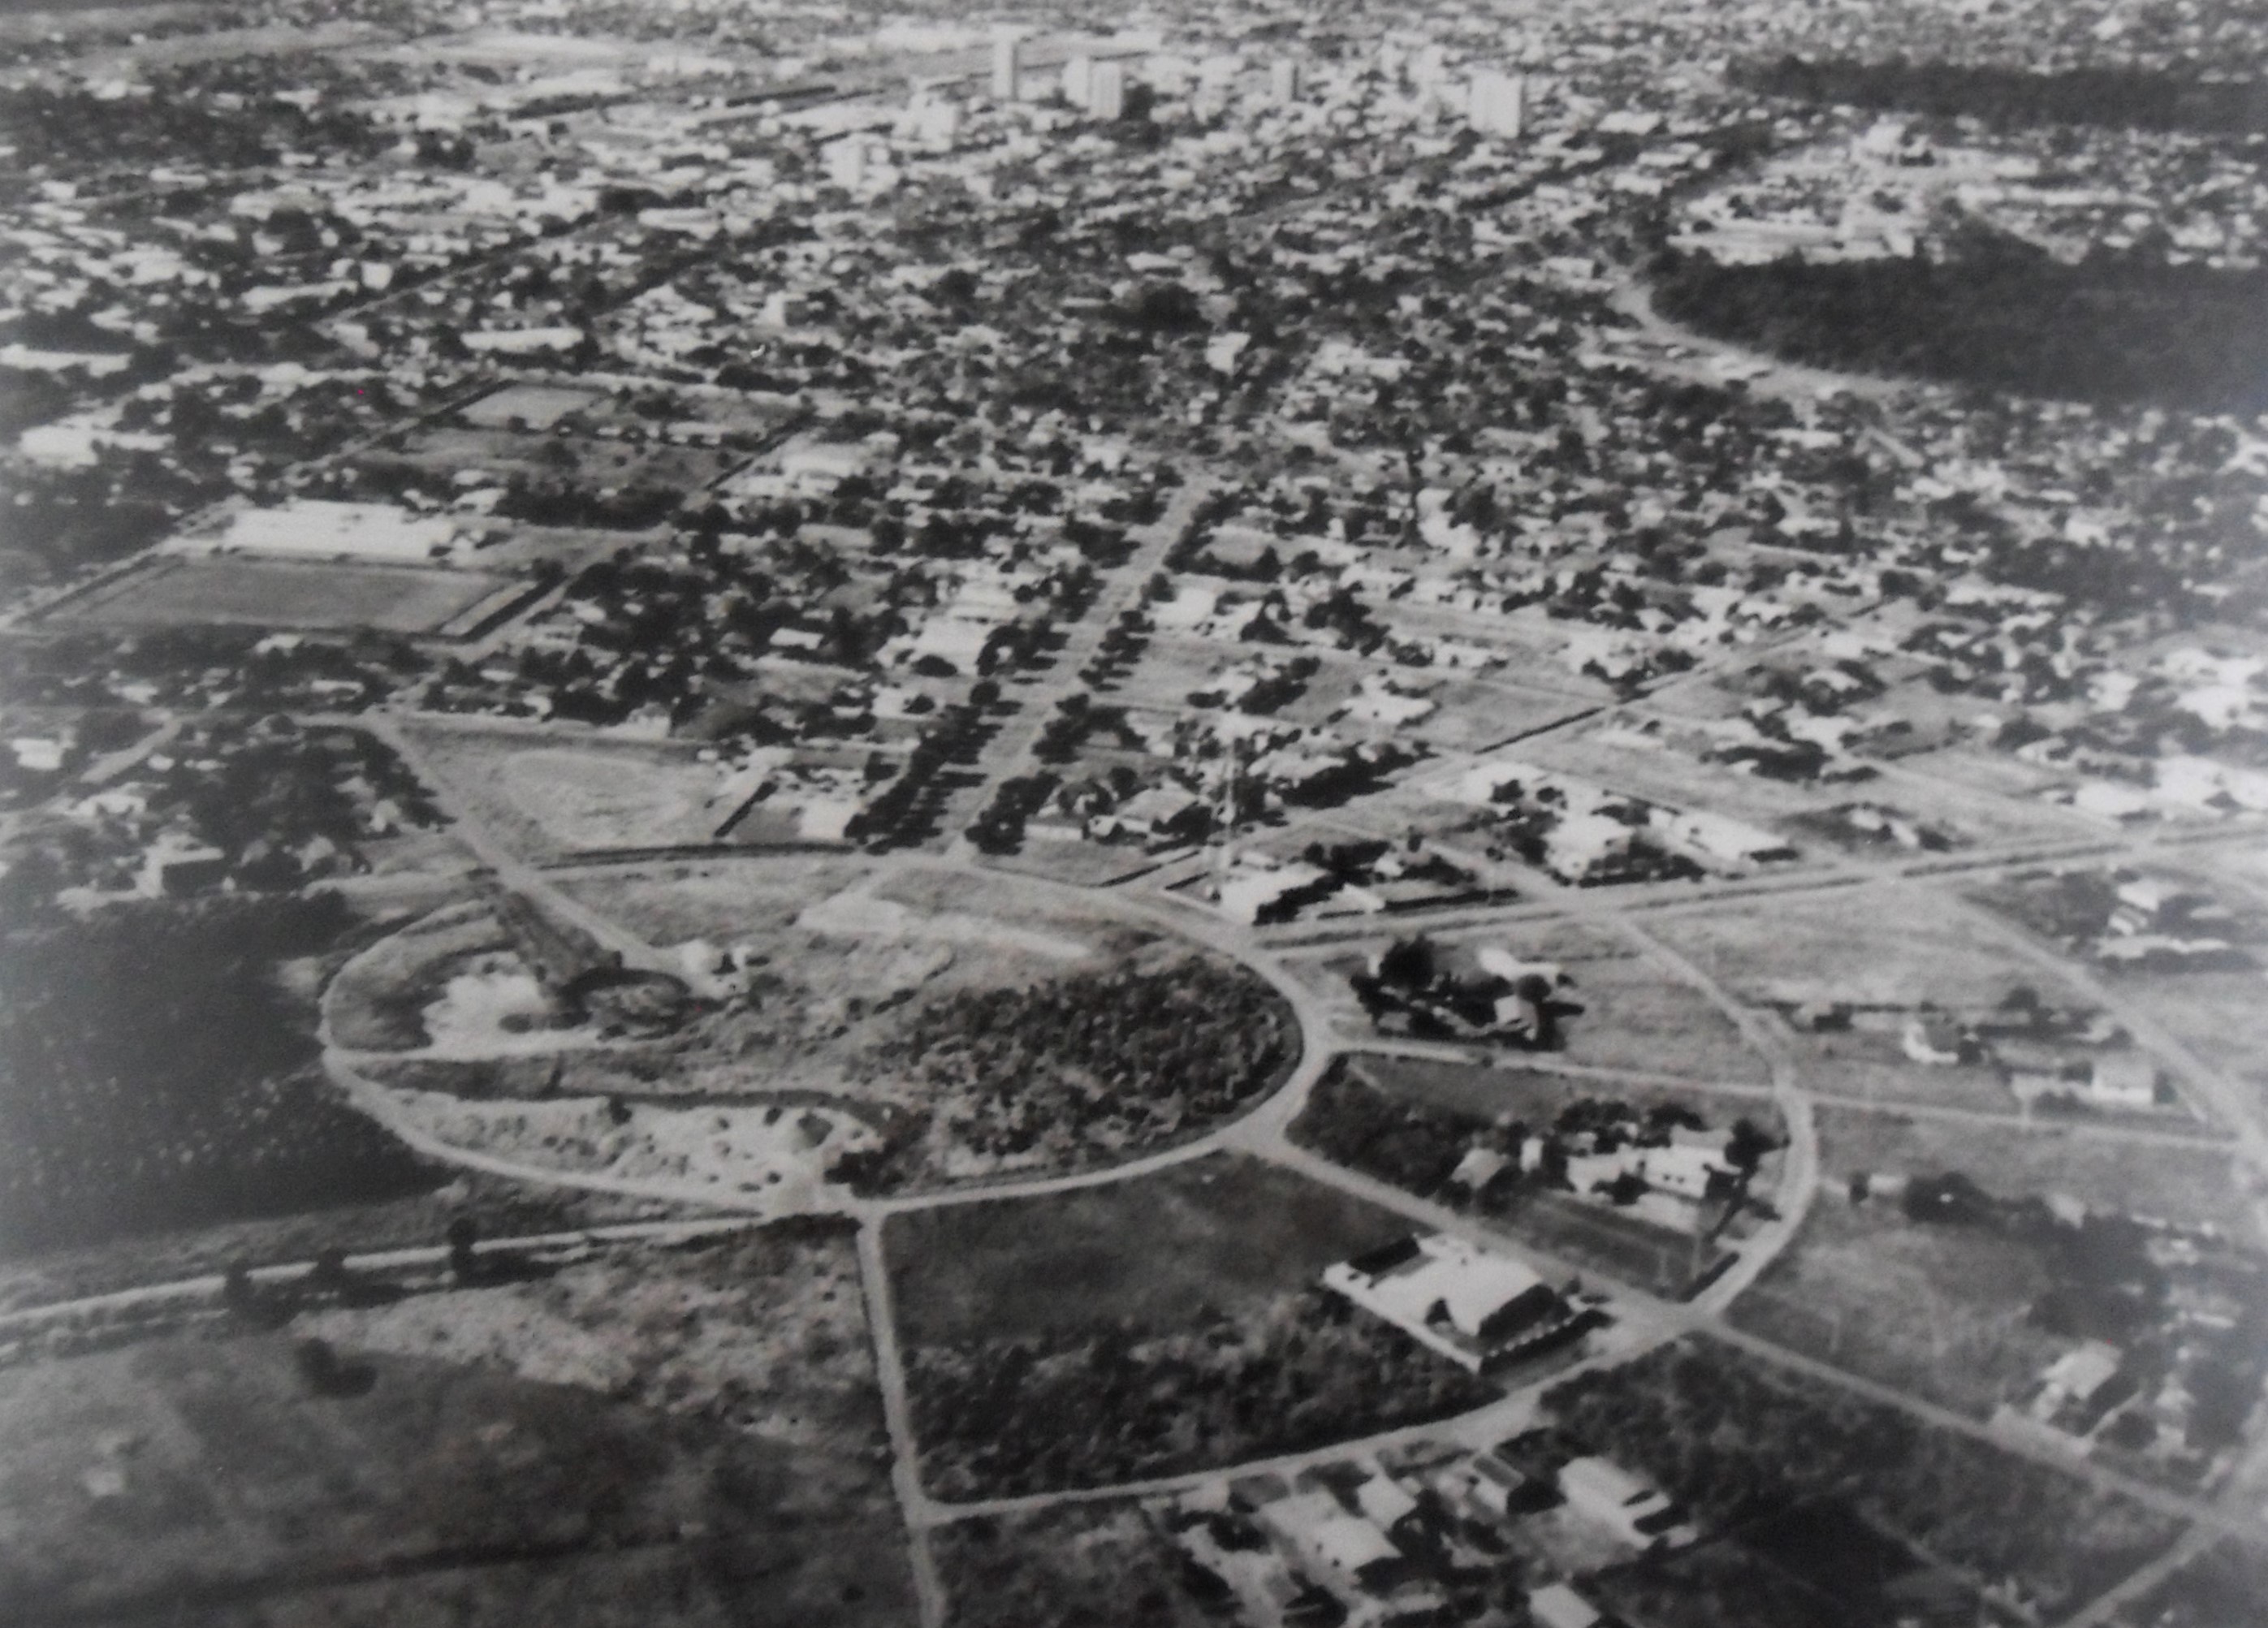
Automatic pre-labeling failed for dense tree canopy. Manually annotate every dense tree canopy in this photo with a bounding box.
[1650,240,2268,412]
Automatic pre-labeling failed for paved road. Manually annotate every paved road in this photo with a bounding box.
[942,477,1212,860]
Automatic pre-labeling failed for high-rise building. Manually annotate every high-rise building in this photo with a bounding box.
[991,35,1022,101]
[1269,58,1301,103]
[1089,59,1125,122]
[1470,69,1524,139]
[822,133,866,191]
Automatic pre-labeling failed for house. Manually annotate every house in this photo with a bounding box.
[1351,1471,1419,1533]
[2026,1341,2128,1433]
[1902,1013,1972,1067]
[1458,1450,1534,1520]
[1322,1233,1577,1373]
[1217,861,1338,925]
[137,831,230,897]
[1557,1456,1694,1549]
[1639,1142,1736,1202]
[2087,1052,2159,1111]
[1090,784,1208,847]
[1529,1583,1605,1628]
[1257,1492,1401,1578]
[1448,1146,1511,1194]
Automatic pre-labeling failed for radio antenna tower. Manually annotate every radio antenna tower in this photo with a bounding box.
[1212,730,1241,901]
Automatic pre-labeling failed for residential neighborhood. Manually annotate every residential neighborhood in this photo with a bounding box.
[1,0,2266,1625]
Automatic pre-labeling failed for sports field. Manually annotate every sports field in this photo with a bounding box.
[51,555,520,635]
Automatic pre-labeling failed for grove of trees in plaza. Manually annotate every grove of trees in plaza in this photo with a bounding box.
[837,956,1296,1190]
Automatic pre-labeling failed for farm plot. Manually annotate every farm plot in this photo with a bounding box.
[885,1154,1496,1497]
[47,555,521,635]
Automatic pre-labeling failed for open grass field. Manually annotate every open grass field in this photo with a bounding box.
[1787,1026,2044,1117]
[1728,1194,2064,1419]
[0,1257,911,1627]
[48,555,520,635]
[884,1153,1409,1347]
[2101,968,2268,1097]
[461,384,603,430]
[1646,887,2053,1010]
[1816,1104,2257,1234]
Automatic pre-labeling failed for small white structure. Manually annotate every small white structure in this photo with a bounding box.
[1529,1583,1603,1628]
[1469,70,1525,139]
[1088,58,1127,122]
[2087,1052,2158,1110]
[1557,1456,1694,1550]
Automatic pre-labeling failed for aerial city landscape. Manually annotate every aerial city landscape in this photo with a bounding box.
[1,0,2266,1622]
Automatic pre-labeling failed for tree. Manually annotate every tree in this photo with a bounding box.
[447,1216,479,1279]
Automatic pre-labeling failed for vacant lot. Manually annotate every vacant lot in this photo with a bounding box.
[1788,1025,2039,1117]
[1351,1053,1778,1138]
[1729,1195,2063,1418]
[304,1223,881,1453]
[1817,1105,2256,1234]
[50,555,519,634]
[888,1155,1408,1346]
[0,1305,910,1626]
[935,1503,1220,1628]
[890,1155,1495,1496]
[404,728,751,858]
[324,901,518,1052]
[1647,888,2050,1010]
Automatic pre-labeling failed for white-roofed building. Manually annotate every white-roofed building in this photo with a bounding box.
[1557,1455,1695,1549]
[1322,1233,1576,1373]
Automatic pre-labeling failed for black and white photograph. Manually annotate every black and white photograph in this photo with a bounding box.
[0,0,2265,1623]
